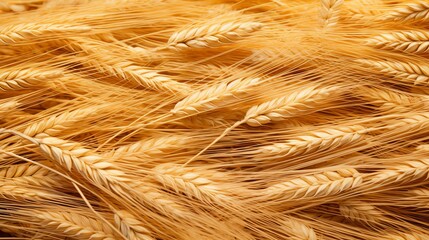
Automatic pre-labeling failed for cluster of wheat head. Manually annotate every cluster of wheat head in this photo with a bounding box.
[1,0,429,239]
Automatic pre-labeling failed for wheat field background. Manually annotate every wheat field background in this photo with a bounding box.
[0,0,428,239]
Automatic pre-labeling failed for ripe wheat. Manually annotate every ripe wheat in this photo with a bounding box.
[383,1,429,23]
[366,31,429,54]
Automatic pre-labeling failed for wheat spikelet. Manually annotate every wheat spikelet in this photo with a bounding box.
[339,200,383,224]
[257,125,366,158]
[383,1,429,23]
[0,23,91,45]
[356,59,429,86]
[106,135,188,159]
[34,211,117,239]
[114,210,154,240]
[0,163,58,187]
[389,112,429,131]
[171,77,260,117]
[0,68,63,91]
[372,159,429,185]
[0,100,19,113]
[23,107,101,137]
[0,184,56,200]
[167,21,262,49]
[153,164,230,204]
[265,168,362,200]
[320,0,344,28]
[243,86,338,127]
[365,31,429,54]
[416,144,429,152]
[280,219,318,240]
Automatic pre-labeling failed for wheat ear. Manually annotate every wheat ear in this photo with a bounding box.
[365,31,429,54]
[257,125,366,158]
[372,159,429,185]
[280,219,318,240]
[358,86,427,110]
[244,86,338,127]
[153,164,230,204]
[0,68,63,91]
[114,210,154,240]
[0,101,19,113]
[0,163,59,187]
[0,23,91,45]
[69,40,190,95]
[171,77,260,117]
[0,2,27,12]
[167,21,262,49]
[383,1,429,23]
[105,135,188,159]
[34,211,117,239]
[356,59,429,86]
[384,232,429,240]
[22,107,102,137]
[0,184,56,200]
[320,0,344,28]
[339,200,383,224]
[388,112,429,132]
[265,168,362,200]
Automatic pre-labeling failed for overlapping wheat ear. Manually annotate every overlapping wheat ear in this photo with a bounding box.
[365,31,429,54]
[357,86,428,111]
[185,86,339,165]
[371,158,429,185]
[386,112,429,132]
[105,135,189,160]
[171,77,261,117]
[256,125,367,158]
[0,68,63,91]
[0,184,59,201]
[356,59,429,86]
[114,210,154,240]
[67,39,190,95]
[280,218,318,240]
[167,21,263,50]
[153,164,231,204]
[320,0,344,29]
[0,101,19,113]
[263,168,363,201]
[0,162,59,187]
[33,211,117,239]
[383,1,429,23]
[339,200,383,224]
[0,23,91,45]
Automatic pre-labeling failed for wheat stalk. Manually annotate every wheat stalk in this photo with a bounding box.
[0,68,63,91]
[383,1,429,23]
[265,168,362,200]
[320,0,344,28]
[365,31,429,54]
[0,23,91,45]
[257,125,367,158]
[372,159,429,185]
[243,86,338,127]
[153,164,230,204]
[339,200,383,224]
[167,21,263,49]
[34,211,117,239]
[171,77,260,117]
[114,210,154,240]
[356,59,429,86]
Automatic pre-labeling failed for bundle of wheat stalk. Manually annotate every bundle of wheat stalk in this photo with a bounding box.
[0,0,429,239]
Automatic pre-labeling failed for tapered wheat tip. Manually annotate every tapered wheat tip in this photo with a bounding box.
[281,219,318,240]
[167,21,263,49]
[365,31,429,54]
[34,211,116,239]
[356,59,429,86]
[171,77,260,117]
[339,200,383,224]
[0,68,64,91]
[383,1,429,23]
[0,24,91,45]
[114,210,154,240]
[265,168,362,200]
[153,163,230,204]
[372,158,429,185]
[243,86,338,127]
[320,0,344,29]
[257,125,366,158]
